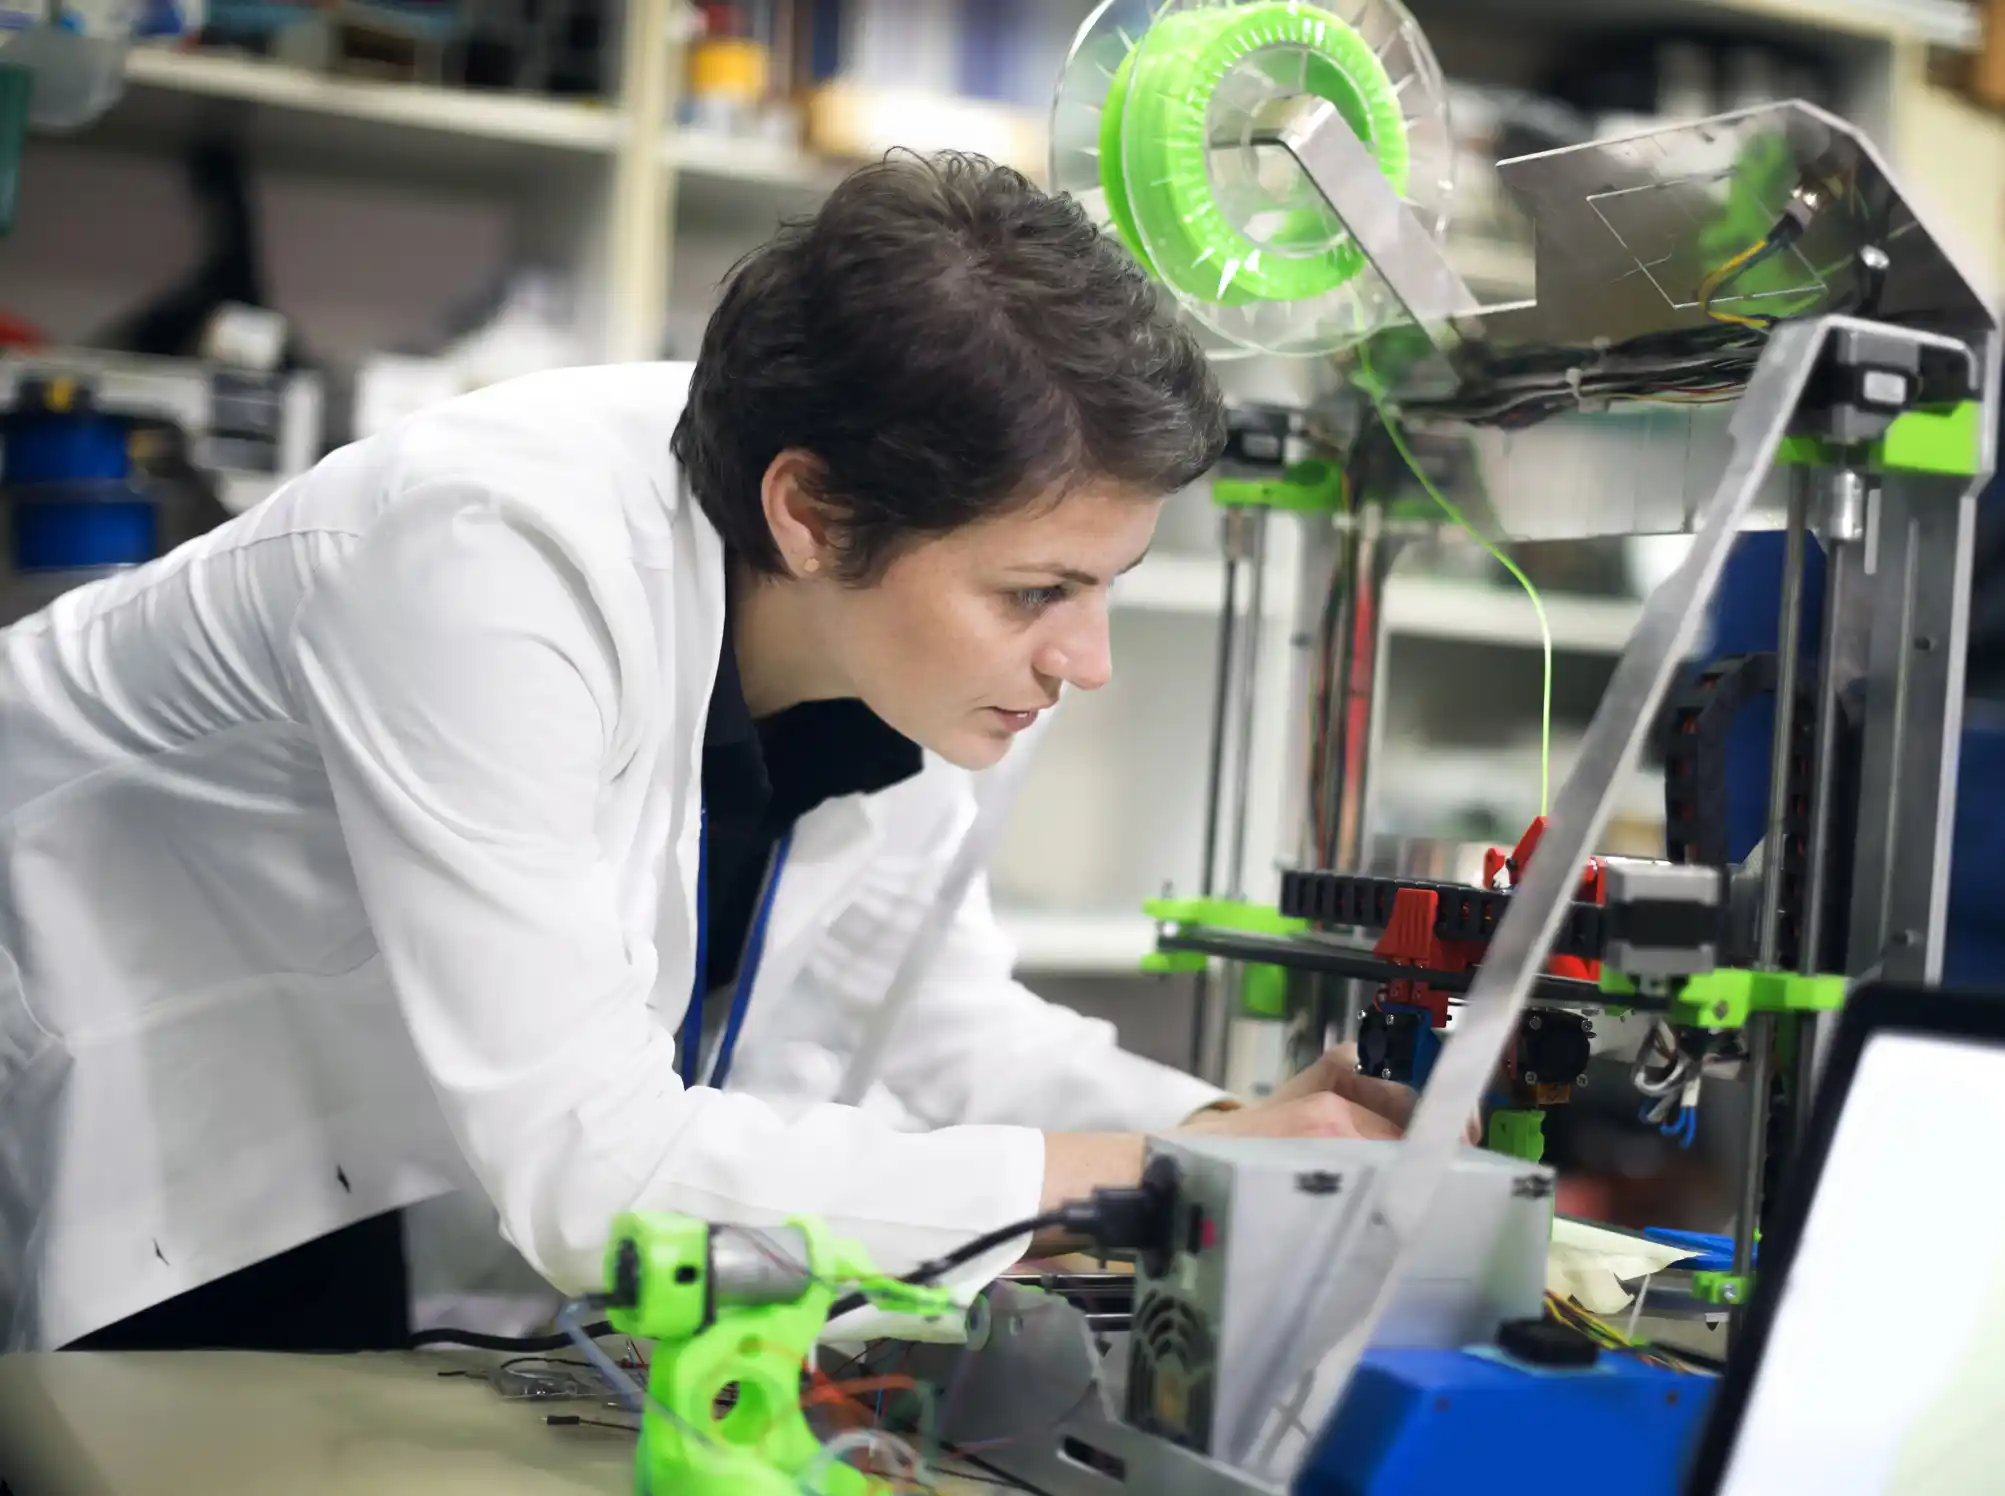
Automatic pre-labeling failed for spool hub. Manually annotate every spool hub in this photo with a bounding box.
[1051,0,1457,357]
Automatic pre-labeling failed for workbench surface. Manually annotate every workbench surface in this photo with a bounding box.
[0,1349,1015,1495]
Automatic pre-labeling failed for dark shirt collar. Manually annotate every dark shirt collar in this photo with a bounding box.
[704,585,923,817]
[704,610,759,750]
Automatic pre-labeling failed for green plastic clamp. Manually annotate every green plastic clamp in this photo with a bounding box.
[1601,967,1846,1029]
[1143,897,1307,1019]
[1777,402,1985,479]
[1691,1271,1753,1308]
[1213,458,1347,514]
[1487,1108,1546,1163]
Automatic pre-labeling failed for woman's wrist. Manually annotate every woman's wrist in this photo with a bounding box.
[1038,1131,1147,1212]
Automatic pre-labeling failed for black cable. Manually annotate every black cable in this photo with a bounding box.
[828,1179,1181,1323]
[826,1208,1077,1321]
[502,1354,593,1372]
[544,1414,641,1434]
[928,1465,1025,1489]
[408,1322,615,1353]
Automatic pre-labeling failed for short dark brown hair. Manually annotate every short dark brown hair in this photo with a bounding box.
[673,151,1227,582]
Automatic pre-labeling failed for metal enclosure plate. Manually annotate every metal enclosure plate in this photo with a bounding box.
[1483,100,1995,357]
[1363,101,1997,541]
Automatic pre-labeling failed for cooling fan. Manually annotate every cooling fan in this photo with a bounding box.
[1125,1288,1219,1449]
[1051,0,1458,358]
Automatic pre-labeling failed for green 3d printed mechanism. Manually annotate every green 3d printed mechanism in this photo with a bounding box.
[598,1212,957,1496]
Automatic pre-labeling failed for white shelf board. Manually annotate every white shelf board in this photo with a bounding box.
[1695,0,1980,47]
[664,128,836,191]
[1383,574,1642,654]
[125,49,620,148]
[998,910,1158,975]
[1418,0,1980,48]
[1116,561,1643,652]
[100,49,620,183]
[1114,552,1293,618]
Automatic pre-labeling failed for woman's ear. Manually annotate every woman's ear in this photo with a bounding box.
[761,450,834,579]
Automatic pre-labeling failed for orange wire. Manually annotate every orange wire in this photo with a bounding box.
[802,1373,922,1410]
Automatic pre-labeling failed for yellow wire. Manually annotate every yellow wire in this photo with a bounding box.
[1699,236,1778,332]
[1356,352,1554,816]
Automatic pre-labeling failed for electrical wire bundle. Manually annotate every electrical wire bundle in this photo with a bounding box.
[1543,1290,1701,1374]
[1399,329,1765,430]
[1632,1019,1703,1148]
[1304,450,1360,867]
[1396,167,1876,431]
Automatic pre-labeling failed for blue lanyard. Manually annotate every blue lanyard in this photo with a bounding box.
[678,813,793,1092]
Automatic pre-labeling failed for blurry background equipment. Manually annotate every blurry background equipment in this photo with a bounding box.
[0,349,321,623]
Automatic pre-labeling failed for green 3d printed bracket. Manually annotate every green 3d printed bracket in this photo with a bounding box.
[1778,401,1987,478]
[1144,896,1308,1019]
[1600,967,1847,1029]
[603,1213,956,1496]
[1487,1108,1547,1163]
[1212,457,1348,514]
[1691,1270,1753,1308]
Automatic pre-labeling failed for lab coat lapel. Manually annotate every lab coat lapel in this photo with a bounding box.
[657,476,726,1019]
[759,794,883,987]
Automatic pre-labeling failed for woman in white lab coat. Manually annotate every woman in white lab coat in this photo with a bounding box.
[0,153,1409,1352]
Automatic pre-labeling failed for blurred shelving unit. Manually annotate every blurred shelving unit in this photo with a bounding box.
[118,46,624,153]
[3,0,2001,998]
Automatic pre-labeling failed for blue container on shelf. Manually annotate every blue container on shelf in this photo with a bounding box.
[10,482,158,572]
[2,378,158,574]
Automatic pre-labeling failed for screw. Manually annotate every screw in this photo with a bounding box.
[1893,930,1919,948]
[1916,635,1938,653]
[1380,1066,1394,1080]
[1527,1014,1542,1030]
[1577,1073,1589,1087]
[1722,1283,1740,1304]
[1713,1001,1730,1019]
[1523,1071,1539,1084]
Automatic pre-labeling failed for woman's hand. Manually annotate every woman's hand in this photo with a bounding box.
[1179,1043,1412,1142]
[1265,1042,1422,1128]
[1178,1090,1401,1141]
[1254,1041,1482,1143]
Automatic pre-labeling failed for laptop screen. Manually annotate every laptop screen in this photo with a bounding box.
[1714,1029,2005,1496]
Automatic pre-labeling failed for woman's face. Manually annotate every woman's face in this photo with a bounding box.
[824,480,1162,770]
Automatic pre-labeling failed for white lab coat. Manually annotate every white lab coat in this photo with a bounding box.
[0,362,1222,1350]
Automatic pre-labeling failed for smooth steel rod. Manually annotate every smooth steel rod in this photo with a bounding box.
[1226,509,1270,899]
[1736,473,1811,1298]
[1190,511,1253,1080]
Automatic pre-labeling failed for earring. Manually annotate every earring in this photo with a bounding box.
[801,556,822,575]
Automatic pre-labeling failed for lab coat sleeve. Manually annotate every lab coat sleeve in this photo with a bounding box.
[290,483,1050,1296]
[871,868,1227,1134]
